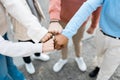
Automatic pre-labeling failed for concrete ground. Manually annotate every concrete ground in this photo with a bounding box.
[18,38,120,80]
[13,0,120,80]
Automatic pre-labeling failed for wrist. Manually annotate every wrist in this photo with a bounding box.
[33,43,42,53]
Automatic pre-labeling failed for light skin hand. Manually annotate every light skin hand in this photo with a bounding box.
[54,34,68,50]
[48,22,63,35]
[41,32,53,43]
[42,39,54,52]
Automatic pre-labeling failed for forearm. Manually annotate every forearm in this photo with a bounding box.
[91,7,102,28]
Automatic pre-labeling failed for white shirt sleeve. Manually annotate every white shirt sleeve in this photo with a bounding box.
[0,36,42,57]
[0,0,48,43]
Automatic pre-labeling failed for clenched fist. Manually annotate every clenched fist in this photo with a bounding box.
[42,39,54,52]
[48,22,63,35]
[54,34,68,50]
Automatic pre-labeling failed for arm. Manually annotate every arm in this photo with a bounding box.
[54,0,103,50]
[0,36,54,57]
[91,7,101,28]
[0,0,47,43]
[48,0,63,34]
[62,0,103,39]
[87,7,102,34]
[0,36,41,57]
[49,0,61,21]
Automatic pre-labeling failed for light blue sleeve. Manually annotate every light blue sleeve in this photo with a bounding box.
[62,0,103,39]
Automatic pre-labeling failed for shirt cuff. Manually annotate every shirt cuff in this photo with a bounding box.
[32,43,43,53]
[27,27,48,43]
[62,30,72,39]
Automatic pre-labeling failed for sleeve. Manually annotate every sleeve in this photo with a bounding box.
[49,0,61,21]
[62,0,103,39]
[0,36,42,57]
[0,0,48,43]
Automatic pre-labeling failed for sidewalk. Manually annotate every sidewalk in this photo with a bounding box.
[18,37,120,80]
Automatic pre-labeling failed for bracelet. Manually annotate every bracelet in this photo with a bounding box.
[50,20,59,23]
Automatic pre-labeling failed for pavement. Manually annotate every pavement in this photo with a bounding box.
[13,0,120,80]
[17,38,120,80]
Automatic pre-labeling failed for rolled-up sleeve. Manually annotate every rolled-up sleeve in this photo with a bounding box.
[49,0,61,20]
[0,0,47,43]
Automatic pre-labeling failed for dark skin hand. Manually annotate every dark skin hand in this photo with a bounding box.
[54,33,68,50]
[41,32,68,50]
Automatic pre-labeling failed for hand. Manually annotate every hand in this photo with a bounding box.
[86,26,96,34]
[48,22,63,35]
[41,32,53,43]
[42,39,54,52]
[54,34,68,50]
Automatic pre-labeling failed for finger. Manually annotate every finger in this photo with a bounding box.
[54,38,64,50]
[57,29,62,33]
[42,34,53,43]
[41,39,45,43]
[41,38,48,43]
[43,37,50,43]
[55,29,61,34]
[50,29,59,35]
[48,30,56,34]
[54,36,61,49]
[55,45,62,50]
[57,44,64,50]
[54,38,57,48]
[47,32,53,37]
[54,43,61,50]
